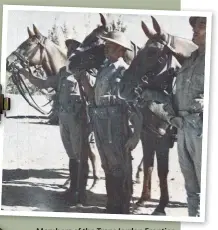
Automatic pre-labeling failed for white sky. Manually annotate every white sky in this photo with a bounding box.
[5,9,194,56]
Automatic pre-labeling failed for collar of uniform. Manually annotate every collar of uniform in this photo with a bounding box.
[111,57,129,69]
[198,46,206,56]
[191,48,205,63]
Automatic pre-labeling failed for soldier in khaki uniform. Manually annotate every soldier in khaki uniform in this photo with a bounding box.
[88,31,143,214]
[19,39,95,205]
[139,16,206,217]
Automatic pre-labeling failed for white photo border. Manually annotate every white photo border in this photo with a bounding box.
[0,4,213,223]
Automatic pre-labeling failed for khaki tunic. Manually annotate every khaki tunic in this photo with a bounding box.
[173,50,204,217]
[90,57,133,213]
[57,67,95,160]
[138,49,205,217]
[94,58,128,106]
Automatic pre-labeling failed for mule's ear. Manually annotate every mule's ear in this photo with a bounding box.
[33,24,42,37]
[99,13,107,27]
[141,21,154,38]
[151,16,161,34]
[27,27,34,37]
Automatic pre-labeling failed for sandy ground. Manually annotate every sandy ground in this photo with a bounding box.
[1,94,188,217]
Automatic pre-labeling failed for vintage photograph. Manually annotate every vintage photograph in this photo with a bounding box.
[0,5,212,222]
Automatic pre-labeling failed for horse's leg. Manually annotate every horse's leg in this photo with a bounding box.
[87,131,99,190]
[88,145,100,189]
[151,136,170,215]
[135,156,143,184]
[136,131,155,206]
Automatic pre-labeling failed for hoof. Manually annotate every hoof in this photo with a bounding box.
[135,196,151,207]
[151,208,166,216]
[59,190,77,205]
[76,203,84,208]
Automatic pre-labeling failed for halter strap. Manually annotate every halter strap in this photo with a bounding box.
[133,34,177,107]
[8,36,52,115]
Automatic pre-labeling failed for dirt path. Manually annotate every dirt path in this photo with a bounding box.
[1,94,188,217]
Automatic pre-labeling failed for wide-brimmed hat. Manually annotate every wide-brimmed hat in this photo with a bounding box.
[189,16,206,28]
[65,39,81,50]
[100,31,132,51]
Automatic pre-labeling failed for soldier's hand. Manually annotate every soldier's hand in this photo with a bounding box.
[170,116,184,129]
[125,134,140,152]
[192,97,204,112]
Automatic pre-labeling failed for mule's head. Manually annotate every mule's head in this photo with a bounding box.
[118,16,195,102]
[7,24,69,76]
[7,25,53,72]
[66,13,110,74]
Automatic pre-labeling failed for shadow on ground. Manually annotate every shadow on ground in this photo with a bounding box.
[2,168,68,181]
[2,169,97,182]
[1,168,187,214]
[1,182,106,213]
[132,197,188,208]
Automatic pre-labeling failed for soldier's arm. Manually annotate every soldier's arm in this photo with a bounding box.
[79,71,95,102]
[19,68,58,90]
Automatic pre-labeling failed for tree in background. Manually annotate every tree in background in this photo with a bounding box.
[7,13,128,93]
[111,15,127,32]
[48,18,60,46]
[104,13,127,32]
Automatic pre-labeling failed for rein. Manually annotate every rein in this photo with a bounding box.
[8,37,54,115]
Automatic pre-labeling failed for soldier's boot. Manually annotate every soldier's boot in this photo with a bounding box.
[105,174,112,213]
[77,160,89,206]
[136,167,153,206]
[121,175,133,214]
[106,175,125,214]
[62,159,79,205]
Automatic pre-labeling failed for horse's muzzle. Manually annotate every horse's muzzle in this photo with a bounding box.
[6,54,18,71]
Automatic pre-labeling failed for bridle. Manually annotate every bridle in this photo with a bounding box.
[132,34,178,107]
[68,39,105,77]
[7,36,53,115]
[9,36,47,70]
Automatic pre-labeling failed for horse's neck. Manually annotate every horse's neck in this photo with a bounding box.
[43,43,67,76]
